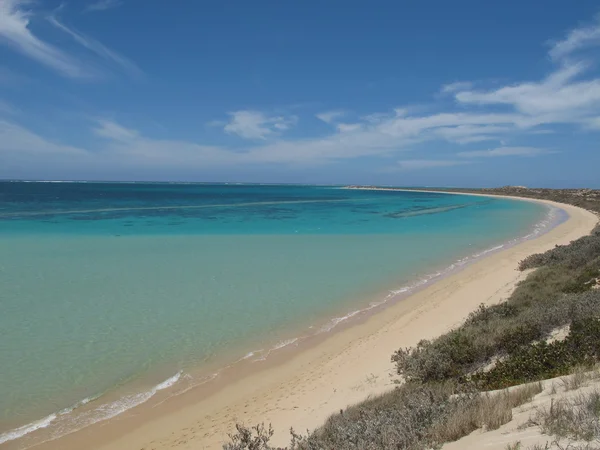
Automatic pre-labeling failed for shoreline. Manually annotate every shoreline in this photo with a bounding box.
[7,194,599,450]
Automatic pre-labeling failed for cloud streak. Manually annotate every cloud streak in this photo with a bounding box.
[440,81,473,94]
[47,15,143,78]
[457,146,551,158]
[549,15,600,61]
[396,160,470,170]
[2,15,600,177]
[316,110,346,124]
[0,0,91,78]
[223,111,297,140]
[0,0,140,79]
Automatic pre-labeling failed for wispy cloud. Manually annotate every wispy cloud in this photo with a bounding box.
[0,0,91,78]
[396,160,470,170]
[586,116,600,129]
[0,120,88,156]
[549,15,600,61]
[336,123,362,133]
[47,15,143,78]
[440,81,473,94]
[316,110,346,124]
[85,0,122,12]
[451,17,600,125]
[457,146,552,158]
[93,119,139,141]
[0,0,139,79]
[2,15,600,178]
[223,110,297,140]
[454,62,600,117]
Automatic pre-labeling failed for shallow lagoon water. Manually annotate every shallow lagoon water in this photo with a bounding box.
[0,183,552,445]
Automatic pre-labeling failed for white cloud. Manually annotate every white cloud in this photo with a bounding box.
[0,120,88,156]
[85,0,122,12]
[584,116,600,129]
[457,146,551,158]
[451,17,600,126]
[454,62,600,118]
[361,112,390,124]
[47,16,142,78]
[223,110,297,140]
[396,160,469,170]
[3,15,600,178]
[430,124,514,144]
[93,119,139,141]
[336,123,362,133]
[549,16,600,61]
[0,0,91,78]
[441,81,473,94]
[0,0,139,79]
[316,110,345,124]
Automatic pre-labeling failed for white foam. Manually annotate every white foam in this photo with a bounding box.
[252,338,299,361]
[271,338,299,351]
[58,394,99,415]
[0,413,57,445]
[320,310,362,332]
[155,371,182,391]
[0,372,183,446]
[237,350,263,362]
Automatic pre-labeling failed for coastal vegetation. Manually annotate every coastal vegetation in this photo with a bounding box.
[225,187,600,450]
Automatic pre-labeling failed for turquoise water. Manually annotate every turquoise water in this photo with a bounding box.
[0,183,556,446]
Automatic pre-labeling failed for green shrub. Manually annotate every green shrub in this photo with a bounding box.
[394,282,600,384]
[471,317,600,390]
[223,423,277,450]
[470,341,573,389]
[519,234,600,271]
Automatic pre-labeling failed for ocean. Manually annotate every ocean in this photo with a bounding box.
[0,182,560,447]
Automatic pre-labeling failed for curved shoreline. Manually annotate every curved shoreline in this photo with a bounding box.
[13,194,599,450]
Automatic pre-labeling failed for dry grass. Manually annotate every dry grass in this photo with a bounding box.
[224,383,543,449]
[507,382,545,408]
[561,368,600,392]
[532,390,600,443]
[562,369,589,392]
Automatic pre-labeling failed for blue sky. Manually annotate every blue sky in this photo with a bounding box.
[0,0,599,186]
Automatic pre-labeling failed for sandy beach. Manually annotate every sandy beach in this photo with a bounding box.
[27,194,598,450]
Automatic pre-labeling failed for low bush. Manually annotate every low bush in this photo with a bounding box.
[223,424,278,450]
[519,232,600,271]
[224,383,542,450]
[394,283,600,384]
[471,317,600,390]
